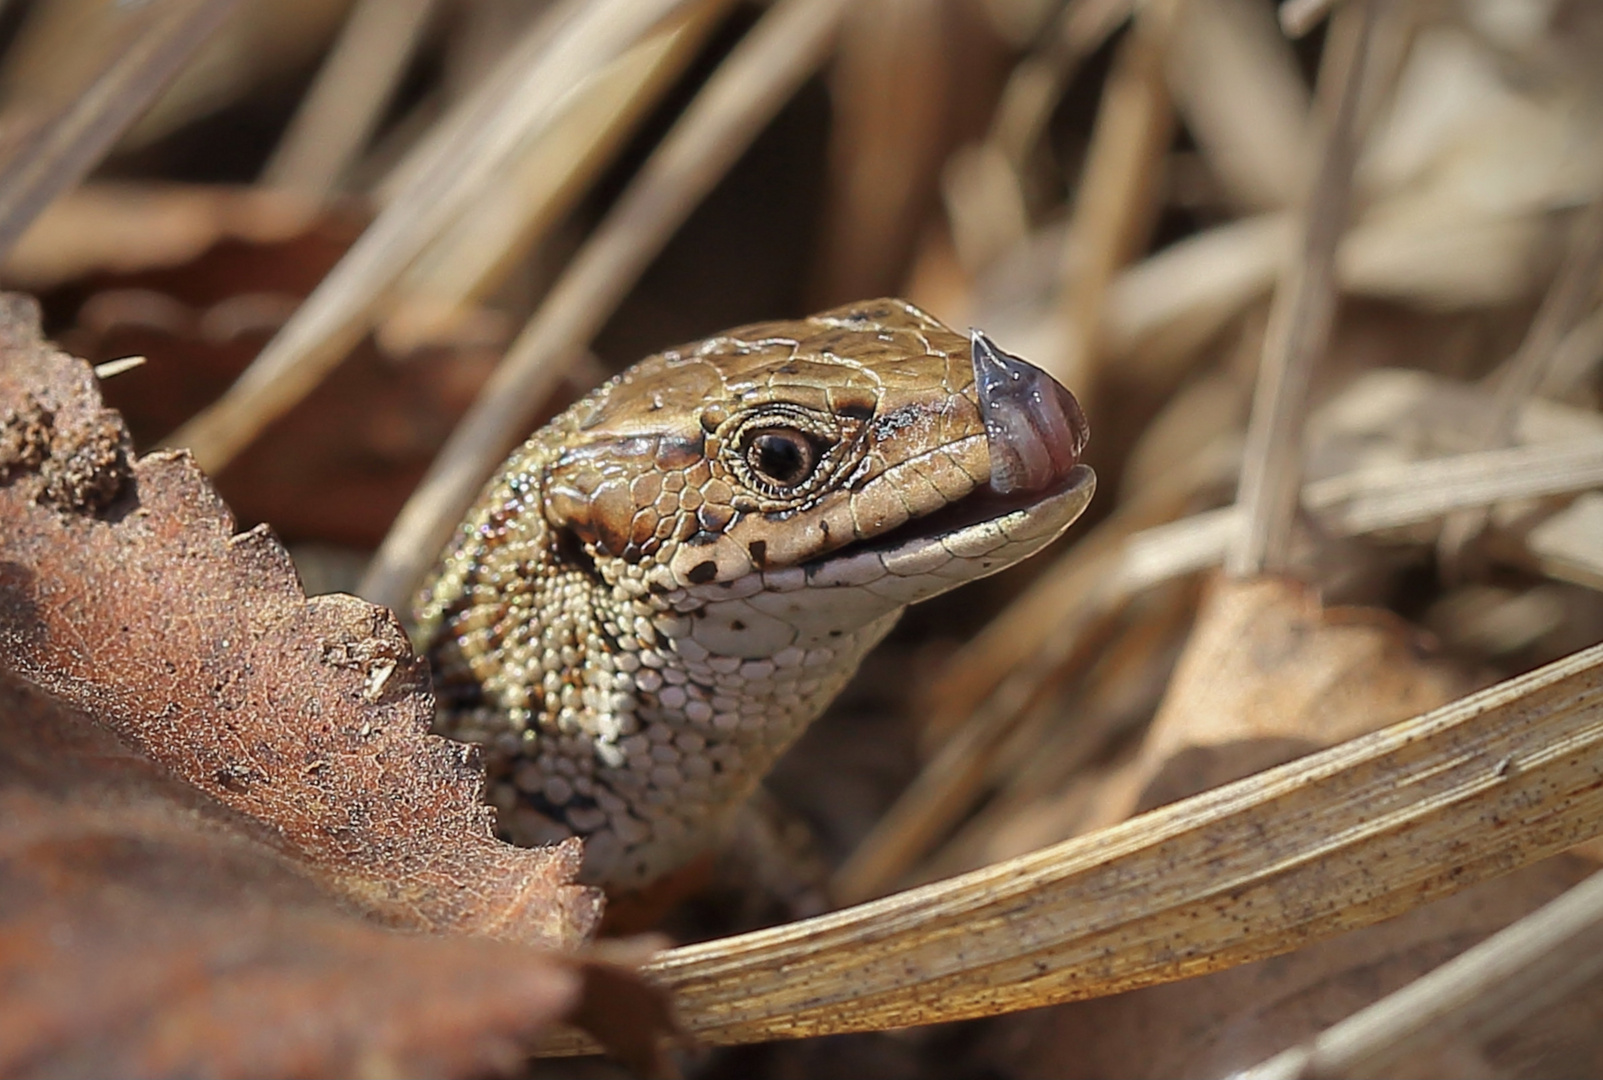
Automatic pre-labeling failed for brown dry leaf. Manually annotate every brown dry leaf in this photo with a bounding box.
[0,291,685,1075]
[969,577,1601,1079]
[1085,573,1472,829]
[67,289,500,548]
[991,574,1501,1077]
[0,678,600,1079]
[0,292,599,945]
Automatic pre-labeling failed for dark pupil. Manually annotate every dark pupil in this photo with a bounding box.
[749,431,812,485]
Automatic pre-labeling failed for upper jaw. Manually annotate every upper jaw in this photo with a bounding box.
[792,329,1093,599]
[796,463,1094,599]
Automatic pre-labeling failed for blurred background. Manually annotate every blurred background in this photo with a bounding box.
[3,0,1603,1075]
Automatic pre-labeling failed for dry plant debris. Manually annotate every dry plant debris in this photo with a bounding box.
[0,296,672,1076]
[1,0,1602,1076]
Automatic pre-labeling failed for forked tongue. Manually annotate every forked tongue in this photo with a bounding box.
[970,330,1089,495]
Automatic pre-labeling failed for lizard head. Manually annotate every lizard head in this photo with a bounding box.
[541,298,1093,644]
[421,298,1092,885]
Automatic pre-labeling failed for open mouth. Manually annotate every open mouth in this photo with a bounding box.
[856,460,1095,556]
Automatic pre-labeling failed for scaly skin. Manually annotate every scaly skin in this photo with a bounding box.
[414,299,1092,887]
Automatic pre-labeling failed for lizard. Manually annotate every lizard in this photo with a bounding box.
[413,298,1092,889]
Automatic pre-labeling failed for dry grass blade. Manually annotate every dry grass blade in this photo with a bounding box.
[945,0,1133,273]
[1053,0,1178,391]
[165,0,696,472]
[0,0,241,258]
[1536,304,1603,400]
[538,641,1603,1051]
[1513,494,1603,592]
[917,443,1235,746]
[1279,0,1346,38]
[830,436,1241,904]
[1306,438,1603,534]
[90,354,146,379]
[944,0,1135,282]
[812,0,954,305]
[1228,0,1374,578]
[991,0,1134,167]
[836,426,1603,903]
[380,5,727,354]
[829,569,1124,905]
[1240,869,1603,1080]
[830,472,1229,903]
[1168,0,1309,212]
[1126,438,1603,588]
[1437,194,1603,566]
[360,0,853,611]
[1485,204,1603,426]
[260,0,440,198]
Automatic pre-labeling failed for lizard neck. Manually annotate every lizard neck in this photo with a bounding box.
[417,456,898,887]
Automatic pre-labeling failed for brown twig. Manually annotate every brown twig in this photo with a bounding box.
[260,0,440,198]
[1437,193,1603,569]
[0,0,242,259]
[1226,0,1376,578]
[163,0,695,472]
[359,0,855,611]
[544,640,1603,1050]
[1278,0,1347,38]
[1053,0,1180,392]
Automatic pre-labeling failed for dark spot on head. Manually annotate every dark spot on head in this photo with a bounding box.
[748,539,768,567]
[829,630,842,637]
[776,362,799,374]
[837,402,874,421]
[554,529,602,581]
[687,561,718,584]
[655,435,705,469]
[870,404,924,440]
[818,519,830,538]
[731,620,746,631]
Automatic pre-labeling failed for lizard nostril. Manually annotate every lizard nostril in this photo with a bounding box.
[969,329,1089,496]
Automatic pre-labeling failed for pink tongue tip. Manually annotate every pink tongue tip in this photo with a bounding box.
[970,329,1089,496]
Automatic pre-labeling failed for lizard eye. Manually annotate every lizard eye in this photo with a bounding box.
[744,428,817,487]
